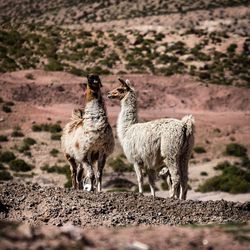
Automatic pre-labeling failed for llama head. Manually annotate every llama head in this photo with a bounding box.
[87,74,102,90]
[107,78,133,100]
[85,74,103,102]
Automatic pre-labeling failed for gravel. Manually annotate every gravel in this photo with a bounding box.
[0,182,249,227]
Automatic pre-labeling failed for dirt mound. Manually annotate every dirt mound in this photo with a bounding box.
[0,182,249,228]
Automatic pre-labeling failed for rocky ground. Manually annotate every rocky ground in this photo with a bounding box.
[0,182,249,227]
[0,182,250,250]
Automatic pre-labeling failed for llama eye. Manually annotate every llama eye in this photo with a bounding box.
[118,88,125,93]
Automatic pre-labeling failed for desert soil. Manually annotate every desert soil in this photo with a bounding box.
[0,182,250,250]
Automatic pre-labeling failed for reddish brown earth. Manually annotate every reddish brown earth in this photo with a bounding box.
[1,70,250,249]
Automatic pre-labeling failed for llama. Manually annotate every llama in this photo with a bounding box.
[107,78,195,199]
[61,74,114,192]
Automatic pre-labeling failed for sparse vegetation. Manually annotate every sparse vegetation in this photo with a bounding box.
[18,143,30,153]
[32,123,62,133]
[104,178,135,189]
[200,171,208,176]
[225,143,247,157]
[193,146,206,154]
[0,135,8,142]
[0,5,249,88]
[11,126,24,137]
[0,170,13,181]
[31,124,43,132]
[51,133,61,140]
[197,161,250,194]
[18,137,36,153]
[0,163,5,170]
[32,124,42,132]
[214,161,231,170]
[241,156,250,170]
[108,157,133,173]
[2,104,12,113]
[0,151,16,163]
[9,159,32,172]
[50,148,59,157]
[23,137,36,146]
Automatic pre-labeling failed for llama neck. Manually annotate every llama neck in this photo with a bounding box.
[84,90,107,118]
[117,91,138,141]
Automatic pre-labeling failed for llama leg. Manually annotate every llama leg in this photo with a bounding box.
[76,165,84,189]
[66,156,77,189]
[83,162,95,192]
[164,158,180,199]
[179,157,189,200]
[180,175,188,200]
[166,174,173,197]
[134,163,143,194]
[97,154,106,192]
[148,169,156,197]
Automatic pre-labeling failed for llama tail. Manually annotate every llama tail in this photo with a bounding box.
[181,115,195,139]
[179,115,195,200]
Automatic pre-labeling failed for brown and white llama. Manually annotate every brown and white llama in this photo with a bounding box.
[61,74,114,191]
[107,78,195,199]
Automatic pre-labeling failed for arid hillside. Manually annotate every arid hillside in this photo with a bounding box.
[0,1,249,87]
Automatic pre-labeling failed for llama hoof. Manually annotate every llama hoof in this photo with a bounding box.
[83,184,92,192]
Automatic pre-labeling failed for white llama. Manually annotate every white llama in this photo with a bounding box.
[107,78,194,199]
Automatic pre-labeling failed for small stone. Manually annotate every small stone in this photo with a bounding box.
[17,223,33,239]
[61,222,82,240]
[56,221,63,227]
[203,239,208,245]
[127,241,150,250]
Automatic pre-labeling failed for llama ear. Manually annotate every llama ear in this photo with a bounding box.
[118,78,126,86]
[125,79,133,88]
[118,78,131,90]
